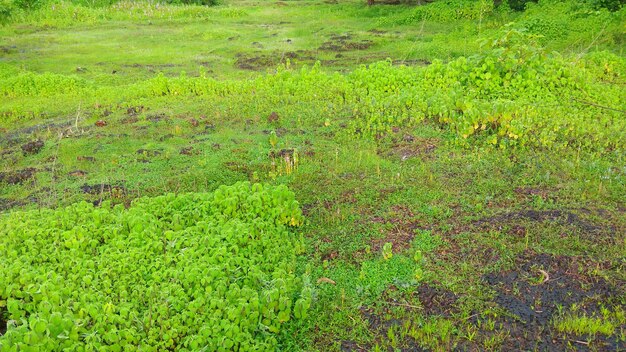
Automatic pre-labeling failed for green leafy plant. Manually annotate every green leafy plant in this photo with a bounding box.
[382,242,393,260]
[0,181,310,350]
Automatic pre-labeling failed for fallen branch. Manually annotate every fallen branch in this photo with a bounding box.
[570,98,626,114]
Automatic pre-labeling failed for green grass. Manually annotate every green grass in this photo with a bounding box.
[1,0,625,350]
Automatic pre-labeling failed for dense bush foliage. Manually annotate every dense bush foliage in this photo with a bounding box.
[395,0,495,23]
[0,182,310,351]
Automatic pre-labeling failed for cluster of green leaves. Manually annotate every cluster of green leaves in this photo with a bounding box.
[0,70,88,98]
[555,306,626,336]
[393,0,495,24]
[0,181,311,351]
[347,28,625,151]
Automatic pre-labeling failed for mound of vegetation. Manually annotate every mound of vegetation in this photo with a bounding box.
[0,182,310,350]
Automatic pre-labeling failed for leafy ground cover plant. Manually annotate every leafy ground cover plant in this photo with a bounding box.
[0,181,310,351]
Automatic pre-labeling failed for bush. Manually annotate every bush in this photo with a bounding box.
[585,0,624,11]
[0,182,310,350]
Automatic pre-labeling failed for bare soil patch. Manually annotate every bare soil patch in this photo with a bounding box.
[319,34,373,52]
[21,139,44,155]
[0,168,38,185]
[478,251,625,351]
[380,133,438,161]
[235,50,316,70]
[415,283,458,317]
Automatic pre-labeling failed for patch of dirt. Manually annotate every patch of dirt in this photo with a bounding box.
[392,59,431,66]
[77,156,96,162]
[366,204,427,254]
[21,139,44,155]
[126,106,145,116]
[80,183,127,196]
[370,221,419,254]
[0,168,38,185]
[340,340,367,351]
[381,134,438,161]
[514,186,550,199]
[136,149,162,158]
[414,283,458,317]
[319,34,373,52]
[0,304,6,335]
[478,251,625,351]
[262,127,289,137]
[121,63,180,73]
[367,29,387,35]
[1,120,72,148]
[223,161,252,177]
[268,148,295,159]
[146,113,168,123]
[0,45,17,54]
[68,170,87,177]
[360,306,404,333]
[235,50,316,70]
[267,111,280,123]
[121,116,139,124]
[475,209,604,234]
[0,196,38,212]
[179,146,199,156]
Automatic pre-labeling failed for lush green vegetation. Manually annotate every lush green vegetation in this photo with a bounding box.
[0,182,309,350]
[1,0,625,350]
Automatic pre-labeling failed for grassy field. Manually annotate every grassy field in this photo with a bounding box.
[1,0,625,351]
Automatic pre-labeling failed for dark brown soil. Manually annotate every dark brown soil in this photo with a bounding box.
[340,340,367,351]
[1,120,71,148]
[121,116,139,124]
[381,134,438,161]
[268,111,280,123]
[136,149,162,158]
[146,113,168,123]
[235,50,316,70]
[0,196,38,212]
[478,251,625,351]
[0,305,6,336]
[0,168,37,184]
[367,29,387,35]
[476,209,601,233]
[179,146,199,156]
[21,139,44,155]
[392,59,431,66]
[268,148,295,159]
[68,170,87,177]
[126,106,145,116]
[319,34,373,52]
[415,283,458,317]
[80,183,127,196]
